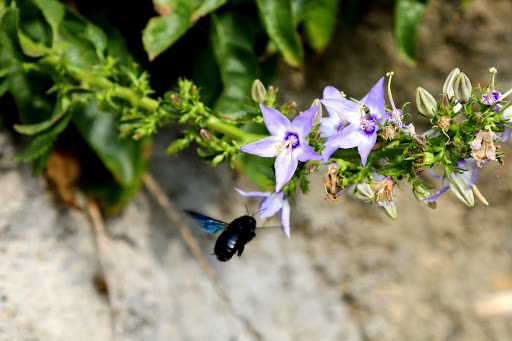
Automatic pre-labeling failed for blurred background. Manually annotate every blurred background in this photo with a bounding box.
[2,0,512,340]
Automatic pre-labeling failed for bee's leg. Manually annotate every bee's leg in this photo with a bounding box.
[237,245,245,258]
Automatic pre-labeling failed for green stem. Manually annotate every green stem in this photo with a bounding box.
[205,115,266,143]
[44,56,159,112]
[331,143,408,161]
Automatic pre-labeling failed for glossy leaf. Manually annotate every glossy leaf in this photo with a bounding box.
[13,113,71,162]
[210,12,258,114]
[84,23,107,59]
[142,2,192,61]
[256,0,303,67]
[394,0,427,64]
[31,0,65,44]
[195,0,227,18]
[14,99,67,135]
[0,7,26,62]
[292,0,309,27]
[304,0,338,52]
[18,30,49,57]
[71,100,148,187]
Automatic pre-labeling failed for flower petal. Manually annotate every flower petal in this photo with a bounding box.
[502,126,512,142]
[357,132,377,166]
[260,103,291,136]
[280,198,291,238]
[455,158,479,187]
[321,145,338,162]
[234,187,271,198]
[240,136,281,157]
[323,86,343,99]
[296,142,322,162]
[292,106,317,137]
[361,77,386,121]
[274,151,298,192]
[259,192,285,218]
[323,124,360,149]
[321,98,360,123]
[423,178,449,202]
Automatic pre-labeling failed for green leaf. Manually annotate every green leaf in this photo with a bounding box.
[0,7,26,62]
[83,23,107,59]
[303,0,338,52]
[195,0,227,18]
[210,12,259,114]
[31,0,65,45]
[393,0,427,64]
[13,113,71,162]
[13,99,67,135]
[71,100,148,187]
[256,0,303,67]
[292,0,309,26]
[142,1,193,61]
[18,30,49,57]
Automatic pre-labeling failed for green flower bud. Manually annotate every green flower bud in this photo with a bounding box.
[380,202,397,220]
[413,185,437,209]
[416,87,437,118]
[251,79,267,103]
[443,68,460,97]
[453,72,472,104]
[354,183,374,203]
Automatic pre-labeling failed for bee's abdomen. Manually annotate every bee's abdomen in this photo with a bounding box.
[214,231,239,261]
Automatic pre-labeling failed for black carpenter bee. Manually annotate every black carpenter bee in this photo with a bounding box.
[185,211,256,262]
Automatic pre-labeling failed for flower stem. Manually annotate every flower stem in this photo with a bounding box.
[205,115,266,143]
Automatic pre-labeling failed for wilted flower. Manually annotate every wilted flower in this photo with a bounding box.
[371,175,395,206]
[323,162,343,201]
[321,77,388,165]
[240,104,322,192]
[469,130,498,167]
[234,188,291,238]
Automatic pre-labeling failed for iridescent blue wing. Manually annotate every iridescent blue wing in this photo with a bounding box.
[185,210,228,233]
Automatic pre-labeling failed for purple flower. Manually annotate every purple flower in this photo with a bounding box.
[240,104,322,192]
[319,86,349,161]
[424,159,479,207]
[234,188,291,238]
[321,77,388,165]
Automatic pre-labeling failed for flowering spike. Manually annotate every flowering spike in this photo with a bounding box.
[416,87,437,118]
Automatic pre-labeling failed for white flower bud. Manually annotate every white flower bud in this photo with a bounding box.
[413,185,436,209]
[251,79,267,103]
[379,202,397,220]
[354,183,374,202]
[449,174,475,207]
[443,68,460,97]
[502,106,512,121]
[310,98,322,126]
[453,72,472,104]
[416,87,437,118]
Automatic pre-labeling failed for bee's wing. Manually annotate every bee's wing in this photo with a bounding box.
[185,210,228,233]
